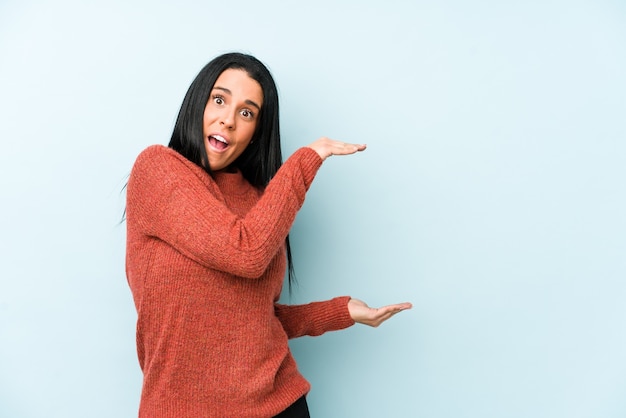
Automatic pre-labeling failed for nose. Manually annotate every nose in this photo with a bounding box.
[219,109,236,130]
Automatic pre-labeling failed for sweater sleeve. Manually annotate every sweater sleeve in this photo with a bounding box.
[274,296,356,338]
[126,145,322,278]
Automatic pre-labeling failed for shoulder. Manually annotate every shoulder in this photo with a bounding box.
[128,145,219,200]
[132,145,203,177]
[134,144,184,167]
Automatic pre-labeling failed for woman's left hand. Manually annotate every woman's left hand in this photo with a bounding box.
[348,298,412,327]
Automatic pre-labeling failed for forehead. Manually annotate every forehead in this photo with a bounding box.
[214,69,263,104]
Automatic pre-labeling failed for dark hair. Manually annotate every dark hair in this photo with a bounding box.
[168,52,296,288]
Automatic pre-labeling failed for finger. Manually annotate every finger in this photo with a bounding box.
[377,303,412,315]
[329,142,366,156]
[370,304,411,325]
[382,303,413,312]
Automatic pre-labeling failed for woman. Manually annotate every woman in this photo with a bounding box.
[125,52,411,418]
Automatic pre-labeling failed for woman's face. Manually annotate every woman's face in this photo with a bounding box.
[203,68,263,172]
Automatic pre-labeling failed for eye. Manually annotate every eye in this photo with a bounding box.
[240,108,255,119]
[213,95,225,105]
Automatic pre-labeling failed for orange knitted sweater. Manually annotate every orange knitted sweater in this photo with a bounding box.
[125,145,355,417]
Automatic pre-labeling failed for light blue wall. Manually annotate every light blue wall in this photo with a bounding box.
[1,1,624,417]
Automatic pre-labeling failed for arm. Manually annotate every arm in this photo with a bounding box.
[274,296,355,338]
[127,138,365,279]
[274,297,413,338]
[126,146,322,278]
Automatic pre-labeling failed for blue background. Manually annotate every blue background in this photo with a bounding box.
[1,1,624,417]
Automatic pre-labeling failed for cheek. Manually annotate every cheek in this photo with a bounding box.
[247,125,257,140]
[202,104,217,123]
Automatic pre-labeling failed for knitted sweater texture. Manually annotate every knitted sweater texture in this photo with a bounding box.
[125,145,355,418]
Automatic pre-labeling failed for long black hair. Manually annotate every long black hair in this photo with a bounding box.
[168,52,296,288]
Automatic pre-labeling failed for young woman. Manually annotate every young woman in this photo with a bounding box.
[125,52,411,418]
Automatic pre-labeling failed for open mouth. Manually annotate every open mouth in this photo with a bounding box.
[208,135,229,151]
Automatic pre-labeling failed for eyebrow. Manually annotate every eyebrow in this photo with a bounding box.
[213,86,261,111]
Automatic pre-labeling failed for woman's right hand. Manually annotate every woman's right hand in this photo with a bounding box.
[307,137,367,161]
